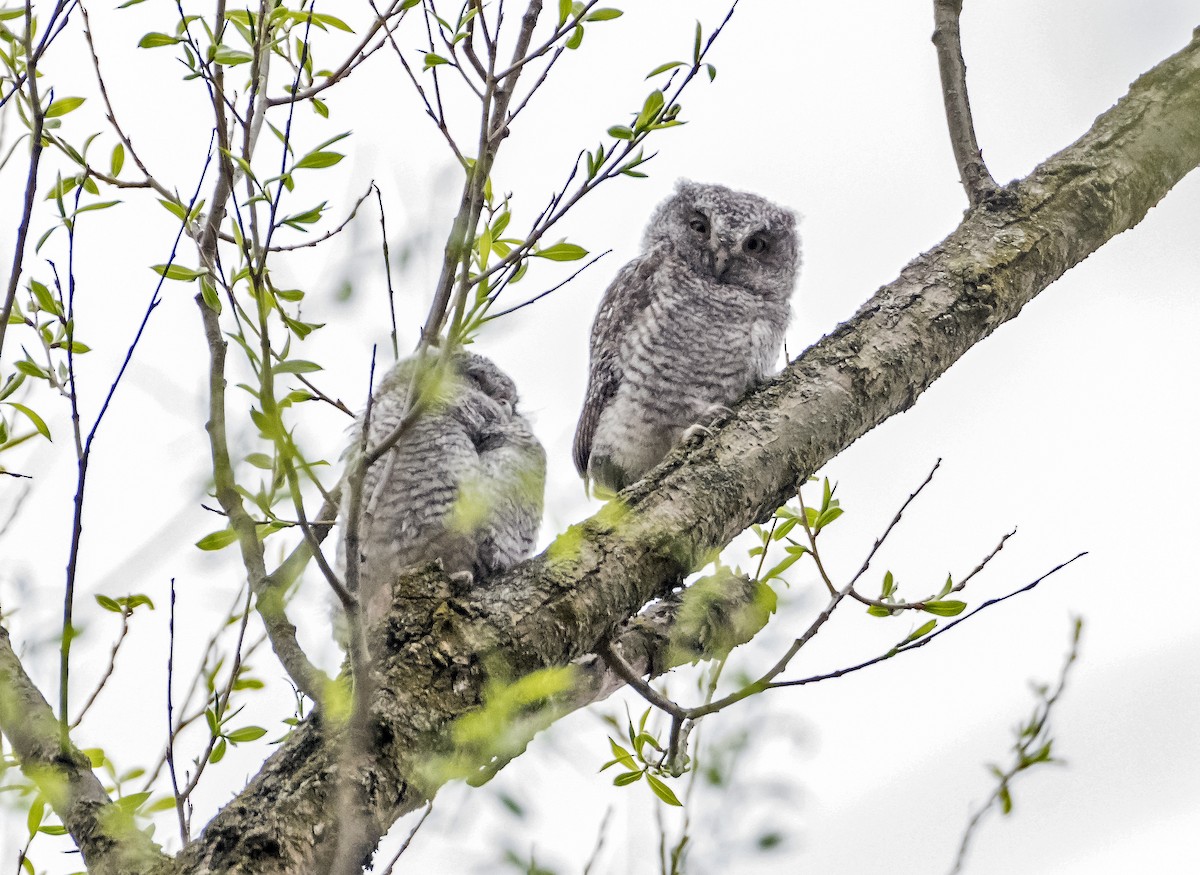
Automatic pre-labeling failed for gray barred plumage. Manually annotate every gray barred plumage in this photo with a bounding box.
[574,180,800,493]
[342,351,545,617]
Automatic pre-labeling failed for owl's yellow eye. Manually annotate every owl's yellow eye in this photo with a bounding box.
[744,234,770,255]
[688,214,708,234]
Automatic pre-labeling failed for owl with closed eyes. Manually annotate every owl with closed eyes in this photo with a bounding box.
[573,180,800,494]
[342,351,546,621]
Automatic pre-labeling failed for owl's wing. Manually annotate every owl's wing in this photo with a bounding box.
[573,254,658,477]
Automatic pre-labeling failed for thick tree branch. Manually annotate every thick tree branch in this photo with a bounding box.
[172,31,1200,874]
[0,622,169,875]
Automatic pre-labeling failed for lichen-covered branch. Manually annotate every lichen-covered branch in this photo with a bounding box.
[168,31,1200,875]
[0,622,169,875]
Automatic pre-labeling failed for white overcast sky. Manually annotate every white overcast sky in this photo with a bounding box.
[1,1,1198,873]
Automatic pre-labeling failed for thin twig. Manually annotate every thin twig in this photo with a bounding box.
[376,803,434,875]
[268,185,373,252]
[948,616,1084,875]
[373,183,401,361]
[597,640,686,719]
[0,3,48,363]
[482,248,611,322]
[165,579,189,844]
[177,587,255,802]
[79,3,174,201]
[68,608,131,730]
[932,0,997,206]
[58,141,211,730]
[771,553,1087,689]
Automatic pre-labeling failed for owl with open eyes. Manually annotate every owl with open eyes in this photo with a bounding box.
[573,180,800,493]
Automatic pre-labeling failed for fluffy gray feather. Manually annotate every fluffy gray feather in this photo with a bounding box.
[574,180,800,493]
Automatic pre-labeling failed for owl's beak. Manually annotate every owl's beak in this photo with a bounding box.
[711,244,731,280]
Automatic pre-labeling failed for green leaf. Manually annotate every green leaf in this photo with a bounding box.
[209,738,227,763]
[423,52,450,69]
[200,276,221,314]
[95,594,123,613]
[15,361,49,380]
[881,570,895,598]
[157,199,189,221]
[272,359,322,375]
[814,506,843,530]
[646,60,685,78]
[312,13,352,32]
[706,63,717,81]
[867,605,893,617]
[75,200,121,215]
[607,125,633,140]
[282,202,326,225]
[122,594,155,610]
[922,599,967,617]
[110,143,125,176]
[0,372,26,402]
[557,0,571,25]
[585,8,623,21]
[145,796,179,813]
[294,151,344,170]
[38,825,68,836]
[195,529,238,551]
[903,619,937,644]
[151,263,206,281]
[225,725,267,743]
[138,32,179,48]
[606,737,637,771]
[26,797,44,837]
[566,25,583,49]
[115,792,151,814]
[5,403,51,440]
[45,97,86,118]
[535,242,587,261]
[635,89,665,130]
[613,770,643,787]
[213,47,253,66]
[244,452,274,470]
[646,774,683,806]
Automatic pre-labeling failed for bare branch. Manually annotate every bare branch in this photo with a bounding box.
[932,0,998,205]
[0,5,47,362]
[770,554,1087,689]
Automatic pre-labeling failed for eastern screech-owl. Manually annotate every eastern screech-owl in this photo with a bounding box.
[573,180,800,493]
[341,351,545,618]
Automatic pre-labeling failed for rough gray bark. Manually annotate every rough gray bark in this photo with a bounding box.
[167,31,1200,873]
[0,625,169,875]
[5,26,1200,875]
